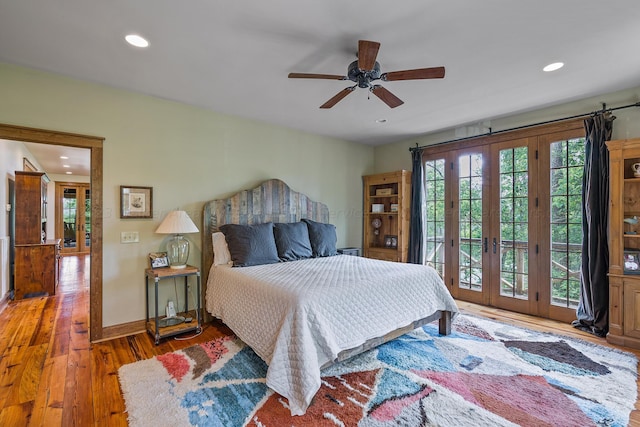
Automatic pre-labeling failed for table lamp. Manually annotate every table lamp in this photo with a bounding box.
[155,210,199,269]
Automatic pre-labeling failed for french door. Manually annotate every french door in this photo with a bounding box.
[487,138,541,315]
[422,126,585,322]
[56,183,91,254]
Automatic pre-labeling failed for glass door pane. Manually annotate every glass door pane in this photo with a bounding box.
[58,183,90,254]
[63,188,77,250]
[549,138,585,309]
[459,153,484,292]
[425,158,446,278]
[499,146,529,299]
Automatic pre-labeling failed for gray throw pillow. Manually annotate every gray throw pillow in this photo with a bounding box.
[273,222,313,261]
[301,219,338,257]
[219,222,280,267]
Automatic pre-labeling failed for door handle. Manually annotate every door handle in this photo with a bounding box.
[493,238,497,254]
[484,237,488,253]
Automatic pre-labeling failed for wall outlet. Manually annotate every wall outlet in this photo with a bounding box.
[120,231,139,243]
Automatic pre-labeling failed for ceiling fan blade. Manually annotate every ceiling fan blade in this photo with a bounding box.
[320,87,355,109]
[382,66,445,81]
[371,85,404,108]
[358,40,380,71]
[288,73,347,80]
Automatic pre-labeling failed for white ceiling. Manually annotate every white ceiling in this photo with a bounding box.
[22,142,90,176]
[1,1,640,147]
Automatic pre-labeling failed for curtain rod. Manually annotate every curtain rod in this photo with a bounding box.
[409,101,640,152]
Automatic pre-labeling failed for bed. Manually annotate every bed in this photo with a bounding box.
[202,179,459,415]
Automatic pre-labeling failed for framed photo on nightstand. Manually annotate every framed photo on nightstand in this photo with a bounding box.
[149,252,169,269]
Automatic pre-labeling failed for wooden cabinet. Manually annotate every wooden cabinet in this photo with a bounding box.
[14,240,60,300]
[15,171,48,244]
[14,170,58,300]
[606,138,640,348]
[363,170,411,262]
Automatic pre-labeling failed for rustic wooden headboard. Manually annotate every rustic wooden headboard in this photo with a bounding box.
[201,179,330,288]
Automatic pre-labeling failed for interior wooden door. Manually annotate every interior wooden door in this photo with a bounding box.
[56,183,91,255]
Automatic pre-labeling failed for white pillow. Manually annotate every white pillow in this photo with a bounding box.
[212,232,232,266]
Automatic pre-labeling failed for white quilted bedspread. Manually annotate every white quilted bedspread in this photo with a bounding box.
[205,254,459,416]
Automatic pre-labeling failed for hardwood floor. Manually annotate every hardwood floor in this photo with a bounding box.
[0,256,638,426]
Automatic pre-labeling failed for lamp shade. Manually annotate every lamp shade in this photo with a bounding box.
[155,210,199,235]
[156,211,199,269]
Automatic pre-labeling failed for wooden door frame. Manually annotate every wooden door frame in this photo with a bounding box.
[55,182,91,255]
[0,123,104,341]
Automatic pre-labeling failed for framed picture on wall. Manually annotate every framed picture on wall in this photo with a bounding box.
[120,185,153,218]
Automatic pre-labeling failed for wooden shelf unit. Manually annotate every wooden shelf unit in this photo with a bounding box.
[362,170,411,262]
[607,137,640,349]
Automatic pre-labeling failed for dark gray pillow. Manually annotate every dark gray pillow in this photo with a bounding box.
[219,222,280,267]
[301,219,338,257]
[273,222,313,261]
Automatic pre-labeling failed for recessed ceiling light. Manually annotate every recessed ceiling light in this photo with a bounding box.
[60,155,69,159]
[543,62,564,72]
[63,164,70,168]
[66,171,73,175]
[125,34,149,48]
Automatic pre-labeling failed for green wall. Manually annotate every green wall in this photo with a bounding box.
[3,59,640,330]
[0,62,374,327]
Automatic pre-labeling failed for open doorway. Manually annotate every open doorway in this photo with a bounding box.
[0,123,104,341]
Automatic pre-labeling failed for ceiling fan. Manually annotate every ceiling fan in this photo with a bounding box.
[288,40,445,109]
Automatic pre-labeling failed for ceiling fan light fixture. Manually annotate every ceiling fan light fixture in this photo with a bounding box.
[543,62,564,72]
[125,34,149,48]
[288,39,444,109]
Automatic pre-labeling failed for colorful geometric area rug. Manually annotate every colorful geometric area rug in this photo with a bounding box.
[118,315,637,426]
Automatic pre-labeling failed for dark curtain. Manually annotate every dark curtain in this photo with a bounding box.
[408,148,425,264]
[572,112,616,337]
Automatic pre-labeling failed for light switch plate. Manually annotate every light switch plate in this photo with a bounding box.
[120,231,139,243]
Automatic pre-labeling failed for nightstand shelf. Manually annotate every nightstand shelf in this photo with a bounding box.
[145,265,201,345]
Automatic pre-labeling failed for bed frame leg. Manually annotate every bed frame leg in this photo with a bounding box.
[439,310,452,335]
